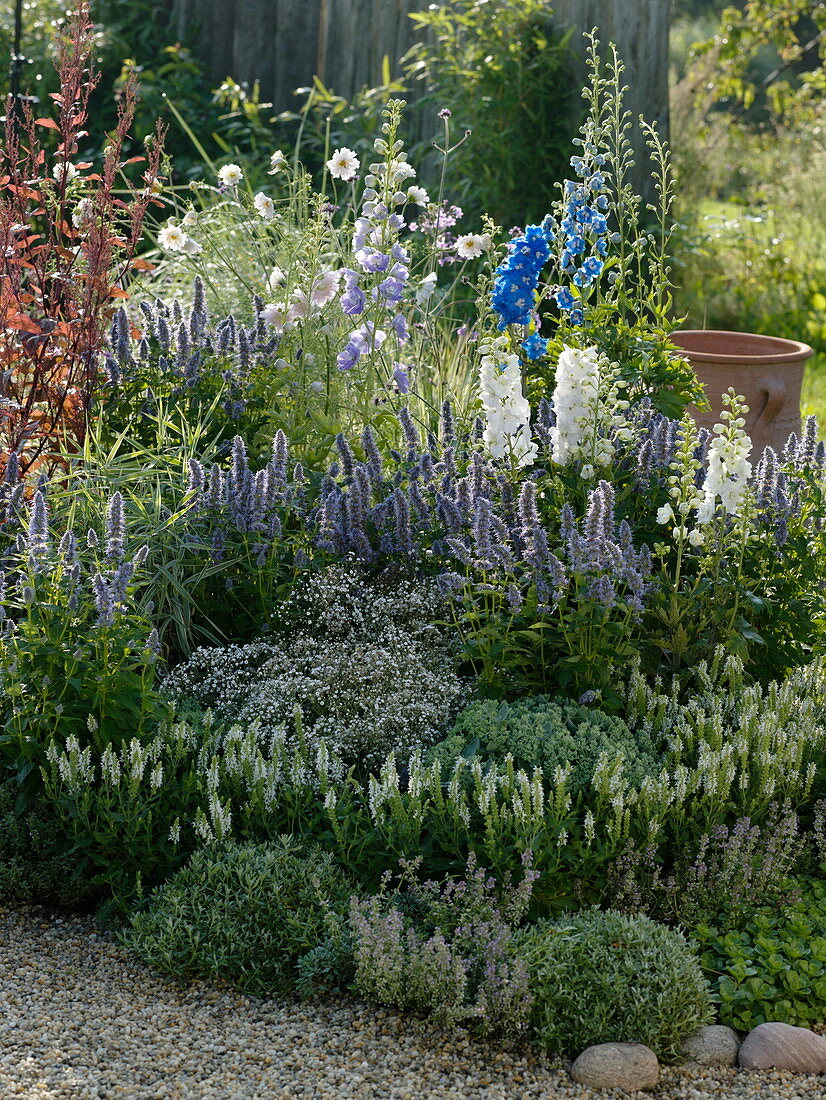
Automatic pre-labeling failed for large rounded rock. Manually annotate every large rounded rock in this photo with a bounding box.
[739,1022,826,1074]
[682,1024,741,1067]
[570,1043,660,1091]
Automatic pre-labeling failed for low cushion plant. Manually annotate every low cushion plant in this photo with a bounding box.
[428,696,658,793]
[125,838,356,996]
[692,877,826,1032]
[513,908,714,1061]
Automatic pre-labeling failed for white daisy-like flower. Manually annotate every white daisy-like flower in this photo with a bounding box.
[181,209,199,228]
[217,162,243,187]
[157,225,186,252]
[326,147,360,181]
[253,192,275,220]
[268,150,287,173]
[181,235,202,255]
[52,161,77,184]
[407,185,429,206]
[455,233,490,260]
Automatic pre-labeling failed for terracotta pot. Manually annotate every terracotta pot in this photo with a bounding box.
[671,329,814,455]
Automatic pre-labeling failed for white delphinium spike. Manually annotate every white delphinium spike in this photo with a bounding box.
[478,335,537,467]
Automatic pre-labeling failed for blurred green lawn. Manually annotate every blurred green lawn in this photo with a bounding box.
[802,353,826,430]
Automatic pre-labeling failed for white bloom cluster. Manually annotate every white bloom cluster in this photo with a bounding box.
[549,344,629,476]
[162,567,467,769]
[157,223,202,255]
[478,335,537,468]
[657,394,753,542]
[695,395,753,524]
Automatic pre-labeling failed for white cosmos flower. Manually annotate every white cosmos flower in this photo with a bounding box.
[326,147,360,181]
[253,192,275,220]
[217,163,243,187]
[157,225,186,252]
[181,209,198,228]
[268,150,287,173]
[407,185,429,205]
[455,233,490,260]
[181,235,202,255]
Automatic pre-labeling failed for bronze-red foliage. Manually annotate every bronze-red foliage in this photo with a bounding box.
[0,2,165,476]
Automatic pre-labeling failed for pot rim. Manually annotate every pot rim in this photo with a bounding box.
[671,329,814,365]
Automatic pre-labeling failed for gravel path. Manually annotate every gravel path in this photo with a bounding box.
[1,906,825,1100]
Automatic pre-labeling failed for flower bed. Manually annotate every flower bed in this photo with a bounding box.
[1,8,825,1089]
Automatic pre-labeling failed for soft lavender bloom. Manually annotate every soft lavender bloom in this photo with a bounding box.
[398,406,420,452]
[337,340,361,371]
[27,491,50,571]
[110,560,135,606]
[92,573,115,625]
[105,491,125,562]
[588,574,616,606]
[362,426,383,486]
[335,433,355,480]
[440,400,455,446]
[518,481,540,532]
[472,497,495,566]
[393,489,413,556]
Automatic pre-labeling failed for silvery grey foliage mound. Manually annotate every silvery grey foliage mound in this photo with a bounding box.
[162,565,466,768]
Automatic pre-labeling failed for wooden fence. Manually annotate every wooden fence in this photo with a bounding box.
[166,0,670,201]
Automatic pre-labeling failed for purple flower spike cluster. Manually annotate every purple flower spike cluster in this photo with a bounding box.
[336,151,413,375]
[111,277,281,422]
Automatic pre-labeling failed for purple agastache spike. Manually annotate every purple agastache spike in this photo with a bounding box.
[335,433,355,480]
[393,489,413,556]
[92,573,115,626]
[472,496,495,566]
[361,426,383,486]
[105,491,125,562]
[398,406,419,453]
[440,400,455,446]
[27,490,49,571]
[58,530,78,563]
[518,481,539,532]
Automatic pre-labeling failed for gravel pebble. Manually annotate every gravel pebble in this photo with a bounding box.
[2,905,825,1100]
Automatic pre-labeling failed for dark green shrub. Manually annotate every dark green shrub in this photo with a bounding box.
[692,877,826,1032]
[125,839,356,996]
[428,696,658,793]
[0,781,96,910]
[404,0,576,227]
[514,908,713,1060]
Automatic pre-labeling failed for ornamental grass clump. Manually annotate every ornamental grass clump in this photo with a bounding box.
[514,908,713,1061]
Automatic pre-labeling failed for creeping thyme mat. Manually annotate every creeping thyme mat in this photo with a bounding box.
[0,907,823,1100]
